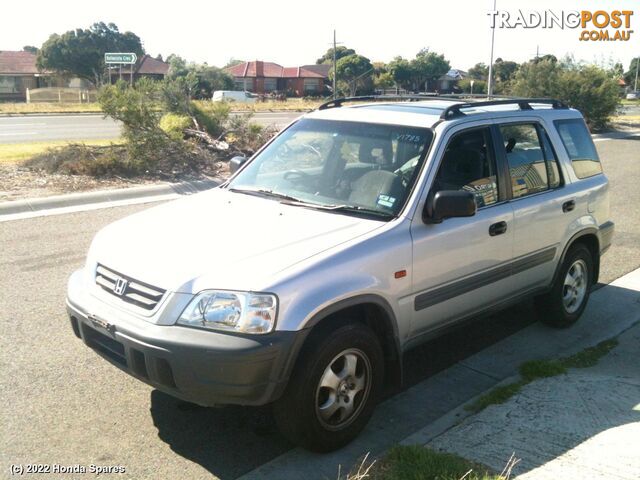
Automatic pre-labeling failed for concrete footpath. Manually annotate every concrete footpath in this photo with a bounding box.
[428,322,640,479]
[241,269,640,479]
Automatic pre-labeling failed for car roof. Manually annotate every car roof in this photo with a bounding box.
[304,99,583,129]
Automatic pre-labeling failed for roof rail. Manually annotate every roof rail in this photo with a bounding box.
[317,94,450,110]
[439,98,568,120]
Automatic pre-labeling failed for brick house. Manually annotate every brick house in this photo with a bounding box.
[225,60,330,97]
[0,51,66,101]
[109,54,169,84]
[0,50,169,101]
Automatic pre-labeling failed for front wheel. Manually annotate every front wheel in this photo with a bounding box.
[273,323,383,452]
[536,244,593,328]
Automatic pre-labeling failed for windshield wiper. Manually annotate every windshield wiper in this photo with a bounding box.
[229,187,392,219]
[284,202,393,218]
[228,187,303,203]
[325,205,394,218]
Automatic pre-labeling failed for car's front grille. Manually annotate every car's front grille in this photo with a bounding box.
[95,264,165,311]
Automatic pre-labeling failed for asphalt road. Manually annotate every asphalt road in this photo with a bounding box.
[1,103,637,144]
[0,137,638,479]
[0,112,302,144]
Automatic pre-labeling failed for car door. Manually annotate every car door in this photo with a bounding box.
[409,124,515,338]
[494,119,576,293]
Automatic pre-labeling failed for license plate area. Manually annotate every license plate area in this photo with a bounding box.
[82,323,127,367]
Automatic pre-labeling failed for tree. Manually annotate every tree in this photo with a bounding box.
[510,59,562,98]
[458,78,487,94]
[556,66,620,130]
[493,58,519,83]
[511,59,619,130]
[37,22,144,86]
[23,46,38,54]
[330,54,373,96]
[167,55,234,99]
[468,63,488,80]
[224,58,245,68]
[623,57,639,87]
[409,49,450,92]
[166,54,190,79]
[193,64,234,98]
[316,46,356,65]
[387,57,413,90]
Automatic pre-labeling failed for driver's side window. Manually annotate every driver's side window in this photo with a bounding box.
[433,128,499,208]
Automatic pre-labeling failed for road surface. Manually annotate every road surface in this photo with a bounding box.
[0,112,303,144]
[0,137,638,479]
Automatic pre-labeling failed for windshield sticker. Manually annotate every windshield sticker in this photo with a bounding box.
[377,195,396,208]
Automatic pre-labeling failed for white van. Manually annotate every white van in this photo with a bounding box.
[212,90,257,103]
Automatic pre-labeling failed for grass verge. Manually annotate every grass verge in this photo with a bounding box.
[0,102,102,114]
[0,139,121,164]
[363,445,502,480]
[466,337,618,413]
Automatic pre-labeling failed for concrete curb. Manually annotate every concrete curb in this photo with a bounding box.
[399,374,522,447]
[0,179,220,217]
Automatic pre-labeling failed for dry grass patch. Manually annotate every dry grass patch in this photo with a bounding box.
[0,139,120,164]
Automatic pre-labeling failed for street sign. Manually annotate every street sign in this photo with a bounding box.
[104,53,137,64]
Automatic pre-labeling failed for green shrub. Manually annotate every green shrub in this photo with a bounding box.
[160,113,191,141]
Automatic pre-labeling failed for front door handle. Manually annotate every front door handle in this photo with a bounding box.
[563,200,576,213]
[489,221,508,236]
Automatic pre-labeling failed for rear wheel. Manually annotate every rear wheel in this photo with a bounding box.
[273,322,383,452]
[536,244,593,328]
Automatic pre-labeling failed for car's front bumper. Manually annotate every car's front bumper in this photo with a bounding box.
[66,275,306,407]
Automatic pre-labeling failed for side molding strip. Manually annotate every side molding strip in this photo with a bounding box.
[414,246,557,311]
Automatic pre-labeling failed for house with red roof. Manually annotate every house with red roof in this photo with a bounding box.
[225,60,330,97]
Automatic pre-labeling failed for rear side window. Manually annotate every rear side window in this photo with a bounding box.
[498,123,561,199]
[554,119,602,179]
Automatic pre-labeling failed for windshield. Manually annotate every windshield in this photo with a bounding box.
[227,119,433,218]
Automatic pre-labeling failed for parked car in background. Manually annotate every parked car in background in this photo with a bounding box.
[212,90,257,103]
[67,96,613,453]
[625,91,639,100]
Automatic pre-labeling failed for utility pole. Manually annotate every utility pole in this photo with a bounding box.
[634,56,639,92]
[487,0,497,98]
[333,30,337,99]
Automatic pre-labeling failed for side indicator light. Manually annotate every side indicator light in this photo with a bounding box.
[394,270,407,279]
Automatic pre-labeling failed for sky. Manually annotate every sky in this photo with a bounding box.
[1,0,638,71]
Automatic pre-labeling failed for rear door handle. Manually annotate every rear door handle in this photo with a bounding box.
[562,200,576,213]
[489,221,508,236]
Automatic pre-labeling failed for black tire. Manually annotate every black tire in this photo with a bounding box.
[536,244,594,328]
[273,322,384,452]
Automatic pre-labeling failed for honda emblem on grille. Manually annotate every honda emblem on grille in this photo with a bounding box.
[113,277,128,296]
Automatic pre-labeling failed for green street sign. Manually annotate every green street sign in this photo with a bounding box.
[104,53,137,64]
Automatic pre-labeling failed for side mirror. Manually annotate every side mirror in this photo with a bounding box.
[229,156,248,174]
[423,190,476,224]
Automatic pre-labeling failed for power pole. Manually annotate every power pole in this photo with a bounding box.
[634,56,639,92]
[333,30,337,99]
[487,0,497,98]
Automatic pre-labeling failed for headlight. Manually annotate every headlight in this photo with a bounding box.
[177,290,277,334]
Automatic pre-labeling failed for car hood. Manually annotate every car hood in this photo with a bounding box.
[89,188,384,293]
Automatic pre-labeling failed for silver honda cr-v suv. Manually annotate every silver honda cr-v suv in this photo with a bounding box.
[67,97,613,451]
